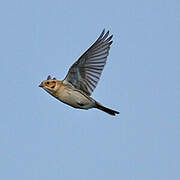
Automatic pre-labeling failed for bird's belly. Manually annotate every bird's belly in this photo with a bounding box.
[57,89,95,109]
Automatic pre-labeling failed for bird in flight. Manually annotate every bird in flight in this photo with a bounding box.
[39,29,119,116]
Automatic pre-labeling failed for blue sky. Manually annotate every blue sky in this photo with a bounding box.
[0,0,179,179]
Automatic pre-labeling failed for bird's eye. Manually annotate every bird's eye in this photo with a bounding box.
[46,82,50,85]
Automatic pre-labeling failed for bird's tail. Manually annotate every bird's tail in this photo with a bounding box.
[95,102,119,116]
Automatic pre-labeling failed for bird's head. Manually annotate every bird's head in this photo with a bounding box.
[39,75,59,94]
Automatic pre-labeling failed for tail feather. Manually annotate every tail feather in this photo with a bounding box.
[95,102,119,116]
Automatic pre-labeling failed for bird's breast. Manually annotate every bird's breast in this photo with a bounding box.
[56,86,95,109]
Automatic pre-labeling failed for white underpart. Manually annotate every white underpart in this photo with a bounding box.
[56,87,95,109]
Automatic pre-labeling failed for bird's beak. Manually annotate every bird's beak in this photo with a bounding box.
[39,83,43,88]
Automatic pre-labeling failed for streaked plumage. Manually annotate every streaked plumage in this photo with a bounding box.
[39,29,119,116]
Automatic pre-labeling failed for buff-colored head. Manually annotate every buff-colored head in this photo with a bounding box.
[39,75,60,94]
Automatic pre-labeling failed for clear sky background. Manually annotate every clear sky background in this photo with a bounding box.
[0,0,179,179]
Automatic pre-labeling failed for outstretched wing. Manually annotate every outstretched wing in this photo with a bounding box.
[63,29,113,96]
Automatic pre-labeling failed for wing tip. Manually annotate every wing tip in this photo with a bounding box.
[100,29,113,41]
